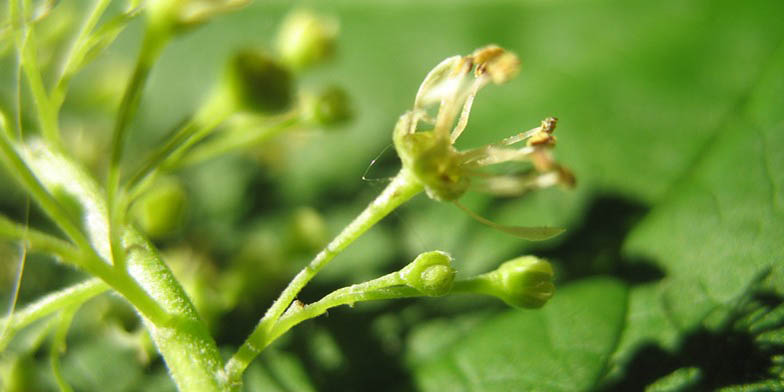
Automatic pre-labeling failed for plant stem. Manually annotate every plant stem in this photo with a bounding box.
[51,0,113,110]
[0,279,108,351]
[265,280,420,347]
[172,114,300,169]
[0,131,92,252]
[106,20,171,274]
[225,169,423,383]
[124,92,234,193]
[122,229,228,392]
[108,24,171,188]
[50,306,78,392]
[9,0,60,146]
[0,215,84,265]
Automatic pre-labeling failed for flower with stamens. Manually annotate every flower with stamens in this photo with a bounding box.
[394,46,575,240]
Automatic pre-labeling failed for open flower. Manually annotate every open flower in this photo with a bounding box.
[394,46,575,240]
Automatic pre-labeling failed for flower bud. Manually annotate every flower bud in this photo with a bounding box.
[131,177,187,238]
[485,256,554,308]
[300,85,352,127]
[276,9,338,71]
[222,49,293,115]
[147,0,248,32]
[288,207,328,252]
[399,251,456,296]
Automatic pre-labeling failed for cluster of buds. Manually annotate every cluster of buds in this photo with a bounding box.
[394,46,575,203]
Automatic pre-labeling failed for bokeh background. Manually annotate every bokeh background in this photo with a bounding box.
[1,0,783,390]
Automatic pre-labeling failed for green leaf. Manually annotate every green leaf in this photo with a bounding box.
[408,278,628,391]
[607,24,784,390]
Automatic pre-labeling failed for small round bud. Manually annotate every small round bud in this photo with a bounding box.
[300,85,352,127]
[489,256,554,308]
[223,50,293,115]
[276,9,338,71]
[288,207,328,252]
[131,178,187,239]
[399,251,456,296]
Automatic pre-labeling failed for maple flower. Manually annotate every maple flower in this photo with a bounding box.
[393,46,575,240]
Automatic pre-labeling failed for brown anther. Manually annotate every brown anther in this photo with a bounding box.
[541,117,558,133]
[472,45,506,70]
[527,132,557,147]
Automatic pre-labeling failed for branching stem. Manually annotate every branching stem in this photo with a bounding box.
[225,169,423,382]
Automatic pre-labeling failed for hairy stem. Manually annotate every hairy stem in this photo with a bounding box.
[0,215,84,264]
[0,131,91,252]
[266,279,420,347]
[0,279,109,351]
[225,169,423,383]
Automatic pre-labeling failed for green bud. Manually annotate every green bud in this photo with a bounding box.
[147,0,248,32]
[300,85,352,127]
[276,9,338,71]
[288,207,328,252]
[223,49,293,115]
[131,177,187,238]
[484,256,555,308]
[399,251,456,296]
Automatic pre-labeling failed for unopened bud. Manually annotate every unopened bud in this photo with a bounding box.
[222,49,293,115]
[147,0,248,32]
[276,9,338,71]
[399,251,456,296]
[300,85,352,127]
[131,177,187,238]
[483,256,554,308]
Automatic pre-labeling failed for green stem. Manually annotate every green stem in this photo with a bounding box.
[225,169,423,383]
[124,92,234,193]
[108,23,170,185]
[265,280,420,348]
[107,20,171,274]
[8,0,58,144]
[50,306,78,392]
[0,135,169,325]
[0,215,84,265]
[0,131,91,252]
[0,279,108,351]
[51,0,112,110]
[173,114,300,169]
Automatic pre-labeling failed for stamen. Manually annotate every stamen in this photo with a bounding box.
[414,56,462,109]
[450,78,486,143]
[473,145,536,166]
